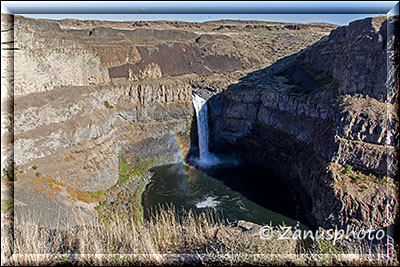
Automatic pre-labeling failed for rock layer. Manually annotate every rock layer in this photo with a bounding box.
[3,14,397,232]
[2,14,334,226]
[208,16,398,230]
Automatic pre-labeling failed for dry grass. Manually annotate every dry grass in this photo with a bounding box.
[1,205,398,266]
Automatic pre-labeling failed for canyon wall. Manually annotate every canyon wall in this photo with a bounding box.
[3,13,396,232]
[2,14,333,226]
[208,16,398,230]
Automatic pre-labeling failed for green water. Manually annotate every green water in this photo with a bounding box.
[142,163,307,228]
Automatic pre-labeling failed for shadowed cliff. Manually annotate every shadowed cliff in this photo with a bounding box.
[205,16,398,230]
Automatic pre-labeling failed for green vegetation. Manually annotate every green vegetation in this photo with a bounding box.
[1,199,12,214]
[185,122,190,136]
[32,165,38,170]
[87,191,104,198]
[341,164,374,185]
[350,175,359,182]
[96,174,150,226]
[337,163,398,188]
[94,200,113,223]
[343,164,353,175]
[66,188,106,203]
[104,100,114,109]
[78,191,105,202]
[118,156,156,184]
[94,155,158,226]
[95,200,111,212]
[1,164,16,183]
[118,159,132,184]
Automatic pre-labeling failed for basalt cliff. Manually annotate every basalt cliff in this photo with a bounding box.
[1,14,398,232]
[207,16,399,230]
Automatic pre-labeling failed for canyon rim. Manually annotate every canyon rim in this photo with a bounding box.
[1,11,399,265]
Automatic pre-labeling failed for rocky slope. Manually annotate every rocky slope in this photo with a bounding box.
[1,14,334,226]
[207,16,398,230]
[2,14,397,233]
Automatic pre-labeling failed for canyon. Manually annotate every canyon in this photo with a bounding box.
[1,14,398,235]
[207,16,399,230]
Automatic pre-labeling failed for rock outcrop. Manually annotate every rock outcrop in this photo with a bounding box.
[208,16,399,230]
[3,13,396,233]
[2,14,334,226]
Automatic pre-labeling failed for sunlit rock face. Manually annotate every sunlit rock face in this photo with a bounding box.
[4,13,397,232]
[3,13,334,226]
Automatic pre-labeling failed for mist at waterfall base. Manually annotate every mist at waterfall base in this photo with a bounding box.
[142,94,309,228]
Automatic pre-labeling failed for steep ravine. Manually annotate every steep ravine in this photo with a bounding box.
[2,13,397,233]
[2,14,334,226]
[207,16,399,230]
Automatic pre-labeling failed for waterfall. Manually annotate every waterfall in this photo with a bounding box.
[192,93,218,166]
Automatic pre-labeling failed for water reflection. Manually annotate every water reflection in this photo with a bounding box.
[142,163,308,229]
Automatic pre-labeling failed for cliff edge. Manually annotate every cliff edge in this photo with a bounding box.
[208,16,398,230]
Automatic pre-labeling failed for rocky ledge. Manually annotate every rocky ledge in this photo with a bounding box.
[1,14,398,234]
[1,14,333,226]
[207,16,399,231]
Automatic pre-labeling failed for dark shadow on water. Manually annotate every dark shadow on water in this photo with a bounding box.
[200,160,309,227]
[180,53,319,228]
[142,161,310,229]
